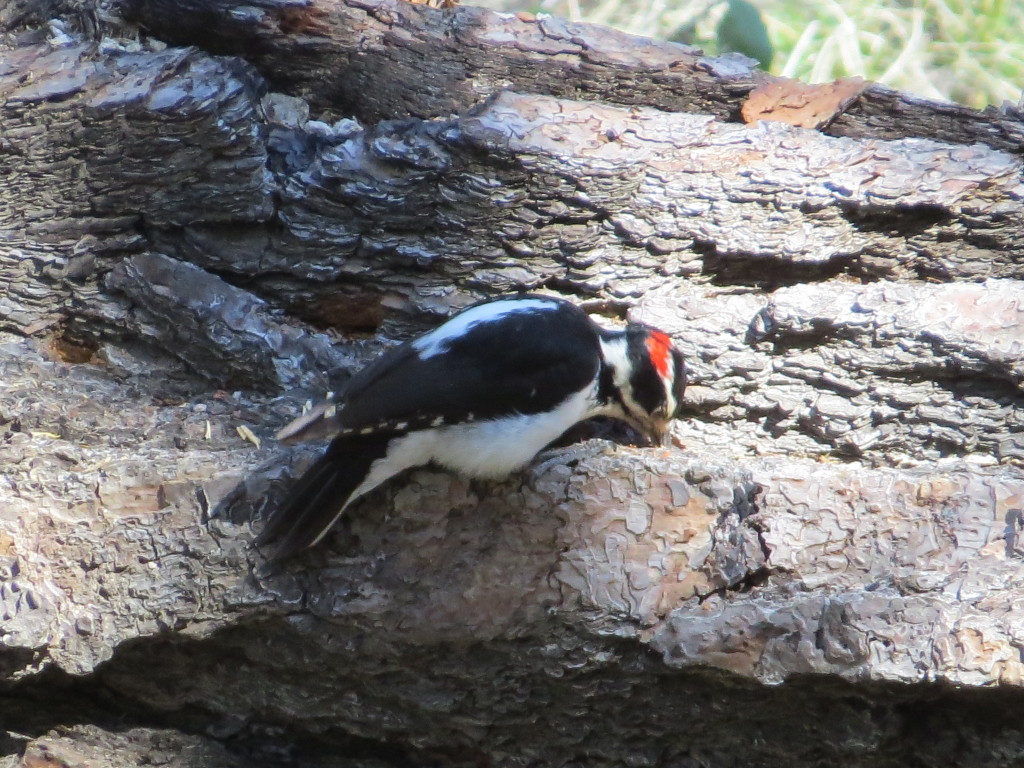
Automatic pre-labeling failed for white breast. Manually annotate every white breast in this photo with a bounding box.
[431,382,598,478]
[347,381,599,508]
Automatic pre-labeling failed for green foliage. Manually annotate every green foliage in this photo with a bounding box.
[762,0,1023,109]
[717,0,774,70]
[477,0,1024,109]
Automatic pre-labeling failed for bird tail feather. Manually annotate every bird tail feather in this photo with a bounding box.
[259,434,392,560]
[275,400,343,444]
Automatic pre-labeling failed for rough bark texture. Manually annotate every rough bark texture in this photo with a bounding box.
[1,1,1023,766]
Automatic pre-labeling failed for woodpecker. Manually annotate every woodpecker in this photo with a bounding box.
[259,294,686,559]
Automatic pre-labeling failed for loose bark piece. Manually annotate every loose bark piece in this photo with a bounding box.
[742,76,868,128]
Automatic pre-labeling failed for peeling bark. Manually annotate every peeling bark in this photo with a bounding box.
[2,0,1024,766]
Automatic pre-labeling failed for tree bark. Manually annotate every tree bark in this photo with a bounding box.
[1,1,1023,766]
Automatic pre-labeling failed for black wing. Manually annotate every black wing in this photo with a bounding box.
[278,297,604,445]
[335,297,602,432]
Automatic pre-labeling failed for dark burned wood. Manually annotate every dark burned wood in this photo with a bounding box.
[0,42,270,338]
[118,0,1024,156]
[119,0,750,124]
[832,84,1024,155]
[2,1,1024,767]
[13,726,244,768]
[105,252,357,391]
[5,36,1023,359]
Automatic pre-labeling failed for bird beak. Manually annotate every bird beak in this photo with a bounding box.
[644,420,671,447]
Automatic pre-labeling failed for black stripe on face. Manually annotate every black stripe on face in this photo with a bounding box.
[625,326,668,418]
[598,360,629,413]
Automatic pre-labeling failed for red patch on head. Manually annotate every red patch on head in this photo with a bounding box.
[646,331,673,378]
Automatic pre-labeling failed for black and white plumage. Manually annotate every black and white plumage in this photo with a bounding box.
[259,294,686,559]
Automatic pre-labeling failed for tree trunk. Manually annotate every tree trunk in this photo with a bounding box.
[1,1,1023,766]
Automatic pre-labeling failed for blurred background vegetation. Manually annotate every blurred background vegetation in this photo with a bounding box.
[474,0,1024,110]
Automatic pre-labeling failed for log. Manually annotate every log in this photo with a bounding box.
[1,0,1023,766]
[121,0,1024,154]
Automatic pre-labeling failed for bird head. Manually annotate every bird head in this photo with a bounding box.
[598,323,686,444]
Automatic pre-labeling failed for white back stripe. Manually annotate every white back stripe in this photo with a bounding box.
[413,298,561,359]
[598,336,632,395]
[598,335,647,420]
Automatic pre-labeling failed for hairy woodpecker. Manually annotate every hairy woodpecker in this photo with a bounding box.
[260,294,686,559]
